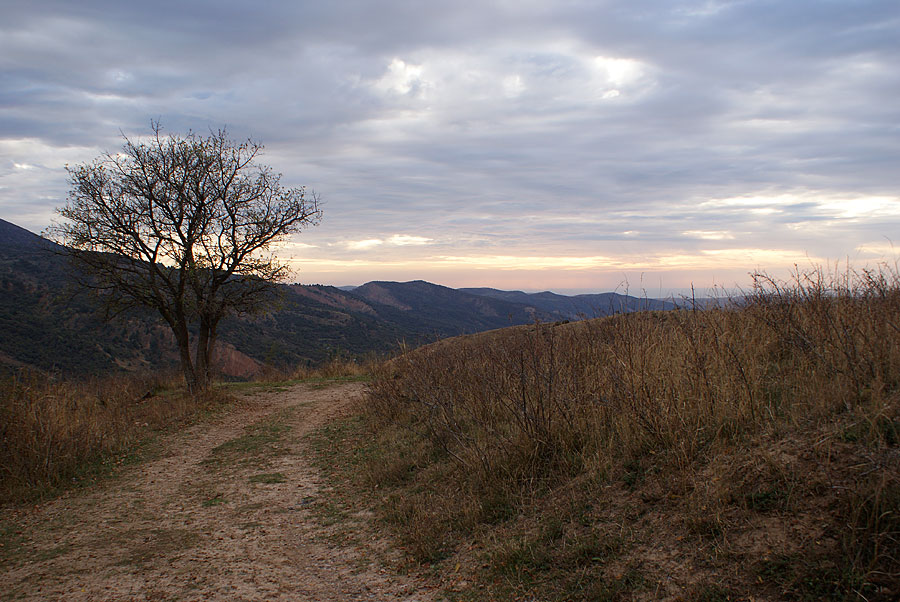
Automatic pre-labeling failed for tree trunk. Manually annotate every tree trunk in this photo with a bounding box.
[194,316,217,393]
[173,317,201,396]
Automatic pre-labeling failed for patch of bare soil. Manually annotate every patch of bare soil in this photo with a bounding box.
[0,382,439,601]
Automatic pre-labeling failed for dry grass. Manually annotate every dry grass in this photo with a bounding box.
[356,264,900,600]
[250,353,376,383]
[292,354,374,380]
[0,349,375,505]
[0,371,225,503]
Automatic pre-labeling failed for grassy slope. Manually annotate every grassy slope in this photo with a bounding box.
[313,267,900,601]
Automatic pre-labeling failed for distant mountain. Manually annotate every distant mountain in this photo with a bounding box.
[0,217,687,378]
[0,220,543,377]
[459,287,677,320]
[0,219,58,251]
[0,217,168,375]
[351,280,554,336]
[216,284,416,371]
[0,218,414,377]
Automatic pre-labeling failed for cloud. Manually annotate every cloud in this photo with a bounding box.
[375,59,429,97]
[819,197,900,220]
[1,1,898,292]
[343,234,433,250]
[346,239,384,251]
[682,230,734,241]
[855,240,898,258]
[434,255,618,270]
[388,234,432,246]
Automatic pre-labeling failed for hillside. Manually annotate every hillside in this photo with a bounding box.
[320,265,900,601]
[351,280,555,334]
[0,218,694,379]
[460,286,677,319]
[0,220,414,376]
[0,219,165,375]
[0,220,555,377]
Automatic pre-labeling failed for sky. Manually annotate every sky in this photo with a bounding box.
[2,0,899,296]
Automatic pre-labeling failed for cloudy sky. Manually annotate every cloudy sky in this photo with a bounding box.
[2,0,899,294]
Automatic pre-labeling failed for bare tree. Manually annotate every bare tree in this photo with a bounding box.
[51,122,321,394]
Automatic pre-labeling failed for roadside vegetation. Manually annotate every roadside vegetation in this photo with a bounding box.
[0,355,369,505]
[5,261,898,599]
[0,371,218,503]
[322,264,900,600]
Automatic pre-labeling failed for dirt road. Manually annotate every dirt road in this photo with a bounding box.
[1,382,437,601]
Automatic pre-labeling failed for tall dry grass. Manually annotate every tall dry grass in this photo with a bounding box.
[364,263,900,595]
[0,371,215,502]
[371,264,900,474]
[290,353,377,380]
[247,352,379,383]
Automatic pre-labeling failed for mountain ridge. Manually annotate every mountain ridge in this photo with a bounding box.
[460,286,677,319]
[0,218,682,377]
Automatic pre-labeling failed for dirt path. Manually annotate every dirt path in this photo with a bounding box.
[1,382,438,601]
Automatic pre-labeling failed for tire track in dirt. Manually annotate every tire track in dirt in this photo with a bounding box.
[0,382,437,601]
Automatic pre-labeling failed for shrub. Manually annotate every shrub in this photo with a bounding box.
[0,370,212,502]
[363,263,900,595]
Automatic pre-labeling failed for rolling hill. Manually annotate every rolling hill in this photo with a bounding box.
[460,286,677,319]
[351,280,555,333]
[0,218,409,376]
[0,218,681,378]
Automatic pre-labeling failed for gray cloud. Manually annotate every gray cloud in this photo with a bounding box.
[1,0,898,291]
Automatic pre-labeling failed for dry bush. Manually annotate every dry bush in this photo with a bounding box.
[370,264,900,476]
[0,370,216,502]
[243,353,375,384]
[288,353,380,381]
[364,263,900,596]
